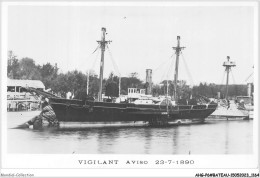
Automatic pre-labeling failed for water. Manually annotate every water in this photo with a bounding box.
[7,112,253,154]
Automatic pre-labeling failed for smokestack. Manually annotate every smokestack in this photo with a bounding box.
[146,69,152,95]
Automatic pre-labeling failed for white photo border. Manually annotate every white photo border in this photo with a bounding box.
[1,1,259,177]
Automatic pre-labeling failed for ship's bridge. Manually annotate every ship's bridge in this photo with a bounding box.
[128,88,146,99]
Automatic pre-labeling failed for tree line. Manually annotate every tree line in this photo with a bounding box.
[7,51,249,99]
[7,51,144,99]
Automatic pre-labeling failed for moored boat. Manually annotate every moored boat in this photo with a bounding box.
[23,28,218,129]
[207,57,252,120]
[49,97,217,126]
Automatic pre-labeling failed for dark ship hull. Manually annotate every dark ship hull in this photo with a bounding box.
[22,30,218,128]
[49,98,217,126]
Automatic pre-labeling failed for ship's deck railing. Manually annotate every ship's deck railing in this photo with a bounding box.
[50,97,217,111]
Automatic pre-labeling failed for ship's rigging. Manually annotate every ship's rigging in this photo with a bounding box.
[83,28,121,100]
[152,38,194,101]
[20,28,218,129]
[82,28,195,103]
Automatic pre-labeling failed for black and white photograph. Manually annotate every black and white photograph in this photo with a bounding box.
[1,1,259,177]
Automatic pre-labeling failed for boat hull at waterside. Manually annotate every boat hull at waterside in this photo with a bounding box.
[208,100,250,120]
[49,98,217,126]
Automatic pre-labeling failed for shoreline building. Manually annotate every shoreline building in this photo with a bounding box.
[7,79,45,111]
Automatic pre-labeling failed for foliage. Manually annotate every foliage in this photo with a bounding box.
[192,83,247,99]
[39,63,58,89]
[7,51,20,79]
[121,74,143,93]
[105,73,119,98]
[74,88,88,100]
[105,82,119,98]
[7,50,248,100]
[16,58,42,80]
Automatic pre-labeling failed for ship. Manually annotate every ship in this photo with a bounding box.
[208,56,250,120]
[24,28,218,128]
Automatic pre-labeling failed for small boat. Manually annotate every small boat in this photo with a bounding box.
[208,100,248,120]
[207,57,250,120]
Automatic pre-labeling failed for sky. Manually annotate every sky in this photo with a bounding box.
[7,4,255,85]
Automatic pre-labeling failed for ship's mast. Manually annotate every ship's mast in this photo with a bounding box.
[97,27,111,102]
[119,76,121,96]
[223,56,236,100]
[166,79,169,113]
[172,36,185,100]
[87,70,89,95]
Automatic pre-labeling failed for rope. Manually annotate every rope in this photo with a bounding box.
[78,44,100,68]
[153,53,174,72]
[160,54,175,97]
[180,52,194,87]
[230,69,236,84]
[245,72,253,82]
[90,47,101,72]
[220,70,226,85]
[166,54,175,81]
[160,66,169,84]
[106,44,121,77]
[230,69,238,96]
[105,44,122,96]
[92,45,100,54]
[159,54,174,83]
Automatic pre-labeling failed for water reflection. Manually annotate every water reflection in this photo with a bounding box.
[97,128,120,154]
[225,121,230,154]
[172,127,179,154]
[8,120,253,154]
